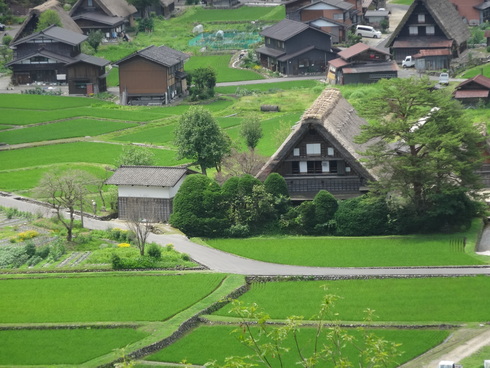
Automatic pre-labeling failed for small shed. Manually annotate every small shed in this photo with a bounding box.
[453,74,490,105]
[105,165,194,222]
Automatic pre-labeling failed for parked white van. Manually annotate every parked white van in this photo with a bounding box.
[355,25,382,38]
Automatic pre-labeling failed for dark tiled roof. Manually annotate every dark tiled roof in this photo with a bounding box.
[260,19,310,41]
[6,48,74,66]
[72,12,126,26]
[12,25,87,46]
[364,10,389,17]
[67,53,110,67]
[277,45,315,61]
[386,0,470,48]
[255,46,286,58]
[298,0,353,12]
[106,166,189,186]
[114,45,189,67]
[413,48,451,57]
[342,61,398,73]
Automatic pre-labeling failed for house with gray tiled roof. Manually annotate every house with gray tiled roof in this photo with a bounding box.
[449,0,490,26]
[113,45,189,105]
[7,25,109,94]
[385,0,470,67]
[256,19,337,76]
[106,166,195,222]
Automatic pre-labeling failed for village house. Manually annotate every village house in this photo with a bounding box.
[297,0,356,43]
[7,25,109,94]
[453,74,490,105]
[113,45,189,105]
[326,42,397,84]
[256,19,337,76]
[449,0,490,25]
[256,88,376,200]
[69,0,137,38]
[105,166,194,222]
[12,0,82,43]
[385,0,470,67]
[285,0,363,22]
[363,9,389,29]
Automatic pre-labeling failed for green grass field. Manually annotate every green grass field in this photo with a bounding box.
[205,222,484,267]
[0,119,138,144]
[0,94,98,109]
[146,324,449,367]
[185,54,265,82]
[0,328,149,365]
[461,63,490,79]
[0,273,225,323]
[215,276,490,323]
[0,142,185,171]
[215,79,322,94]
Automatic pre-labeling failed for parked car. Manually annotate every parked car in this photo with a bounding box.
[0,23,5,31]
[355,25,382,38]
[439,72,449,85]
[402,55,415,67]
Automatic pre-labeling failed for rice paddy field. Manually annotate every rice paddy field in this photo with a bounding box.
[0,83,322,196]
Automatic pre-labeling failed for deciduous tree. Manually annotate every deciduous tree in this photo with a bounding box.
[175,106,230,175]
[35,170,97,241]
[115,145,156,167]
[240,114,263,151]
[86,30,104,52]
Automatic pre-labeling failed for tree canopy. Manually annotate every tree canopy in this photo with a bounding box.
[355,77,483,218]
[240,114,263,151]
[115,146,155,167]
[35,10,62,32]
[174,106,230,175]
[125,0,159,18]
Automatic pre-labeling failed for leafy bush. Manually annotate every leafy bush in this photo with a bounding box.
[225,224,250,238]
[48,238,66,261]
[335,196,390,236]
[147,243,162,259]
[27,255,43,267]
[24,241,36,257]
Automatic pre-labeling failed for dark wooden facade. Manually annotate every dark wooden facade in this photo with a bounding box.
[257,20,336,76]
[114,45,188,105]
[386,0,470,64]
[67,61,108,94]
[118,197,173,222]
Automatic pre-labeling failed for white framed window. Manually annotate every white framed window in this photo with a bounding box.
[322,161,329,173]
[346,166,351,173]
[409,26,418,35]
[299,161,307,173]
[426,25,435,35]
[293,148,300,156]
[418,14,425,23]
[327,147,334,156]
[306,143,321,155]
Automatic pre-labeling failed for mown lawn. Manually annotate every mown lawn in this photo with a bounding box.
[0,273,225,323]
[0,328,148,365]
[215,276,490,323]
[0,119,138,144]
[205,221,484,267]
[185,54,264,82]
[146,324,449,367]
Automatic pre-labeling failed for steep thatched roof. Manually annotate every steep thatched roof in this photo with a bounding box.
[256,88,376,181]
[386,0,470,48]
[13,0,82,42]
[70,0,137,17]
